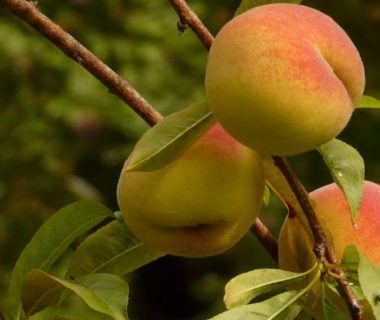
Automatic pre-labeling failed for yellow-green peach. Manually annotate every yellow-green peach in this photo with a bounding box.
[205,4,365,156]
[117,124,265,257]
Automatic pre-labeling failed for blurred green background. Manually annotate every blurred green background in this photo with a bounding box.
[0,1,379,319]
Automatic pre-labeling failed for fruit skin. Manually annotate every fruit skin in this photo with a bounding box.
[117,123,265,257]
[281,181,380,268]
[205,4,365,156]
[279,181,380,319]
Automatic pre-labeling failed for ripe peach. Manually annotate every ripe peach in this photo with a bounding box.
[279,181,380,319]
[117,124,265,257]
[205,4,365,156]
[309,181,380,266]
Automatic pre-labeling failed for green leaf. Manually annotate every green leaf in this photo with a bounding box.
[358,256,380,319]
[22,269,129,320]
[67,220,164,279]
[342,245,360,267]
[321,282,349,320]
[224,264,317,309]
[357,95,380,109]
[125,102,215,172]
[340,245,364,300]
[22,269,64,316]
[210,291,303,320]
[235,0,301,16]
[294,310,313,319]
[317,139,365,220]
[30,296,113,320]
[5,201,113,320]
[263,185,271,206]
[322,297,349,320]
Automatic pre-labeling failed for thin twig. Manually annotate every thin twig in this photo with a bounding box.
[273,156,362,320]
[0,0,162,126]
[167,0,214,50]
[168,0,279,263]
[272,157,328,256]
[251,218,278,263]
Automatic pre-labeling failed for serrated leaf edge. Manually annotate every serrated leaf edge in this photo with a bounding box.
[268,270,320,319]
[226,263,318,309]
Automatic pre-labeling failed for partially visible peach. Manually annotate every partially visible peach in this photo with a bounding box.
[117,124,265,257]
[279,181,380,319]
[205,4,365,156]
[306,181,380,266]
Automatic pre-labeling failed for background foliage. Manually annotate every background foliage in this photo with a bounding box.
[0,0,379,319]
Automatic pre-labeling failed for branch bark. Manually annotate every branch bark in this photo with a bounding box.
[167,0,214,50]
[0,0,162,126]
[251,218,278,262]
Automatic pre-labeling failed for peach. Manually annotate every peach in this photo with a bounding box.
[309,181,380,266]
[205,4,365,156]
[279,181,380,319]
[117,124,265,257]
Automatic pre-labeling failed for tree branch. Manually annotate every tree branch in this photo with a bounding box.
[273,156,362,320]
[167,0,214,50]
[251,218,278,262]
[0,0,162,126]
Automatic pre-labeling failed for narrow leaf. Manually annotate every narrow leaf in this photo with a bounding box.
[126,102,215,172]
[30,296,113,320]
[263,185,271,206]
[357,95,380,109]
[358,256,380,319]
[267,273,319,320]
[224,264,317,309]
[318,139,365,220]
[321,282,348,320]
[6,201,113,320]
[340,245,365,300]
[294,310,313,319]
[323,297,348,319]
[210,291,303,320]
[235,0,301,16]
[263,156,309,227]
[68,220,164,279]
[342,245,360,267]
[22,269,129,320]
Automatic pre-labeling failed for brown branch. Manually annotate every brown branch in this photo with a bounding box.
[167,0,214,50]
[251,218,278,263]
[273,156,362,320]
[0,0,162,126]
